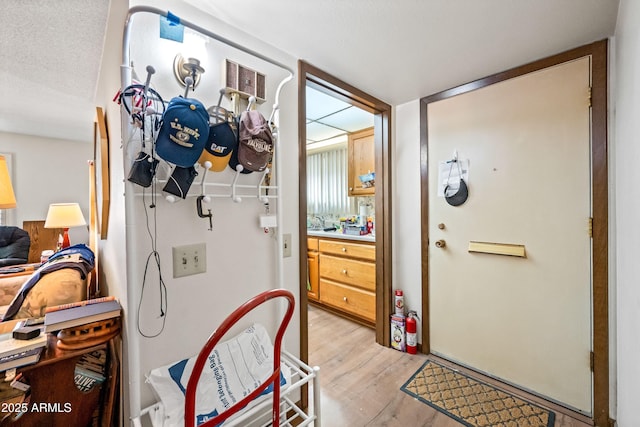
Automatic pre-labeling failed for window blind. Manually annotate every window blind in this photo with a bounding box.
[307,147,349,216]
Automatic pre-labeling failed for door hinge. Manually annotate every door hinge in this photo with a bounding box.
[588,87,592,107]
[588,217,593,238]
[590,351,595,372]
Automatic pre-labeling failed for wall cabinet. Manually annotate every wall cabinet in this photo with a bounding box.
[315,238,376,325]
[348,127,375,196]
[307,238,319,302]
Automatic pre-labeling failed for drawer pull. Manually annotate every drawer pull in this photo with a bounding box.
[343,296,348,302]
[341,247,347,252]
[341,269,348,275]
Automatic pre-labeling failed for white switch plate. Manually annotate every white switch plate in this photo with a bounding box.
[172,243,207,278]
[283,233,292,258]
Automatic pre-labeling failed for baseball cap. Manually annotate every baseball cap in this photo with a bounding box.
[163,165,198,199]
[155,96,209,167]
[236,110,273,172]
[198,121,238,172]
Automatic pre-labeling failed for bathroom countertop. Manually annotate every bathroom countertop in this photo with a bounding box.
[307,229,375,243]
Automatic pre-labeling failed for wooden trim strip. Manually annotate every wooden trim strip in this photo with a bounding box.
[589,40,610,427]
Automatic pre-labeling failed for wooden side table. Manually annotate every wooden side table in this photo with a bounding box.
[0,333,119,426]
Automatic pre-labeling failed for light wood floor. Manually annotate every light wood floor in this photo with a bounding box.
[307,305,593,427]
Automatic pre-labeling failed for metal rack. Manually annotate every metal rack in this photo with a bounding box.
[121,4,294,290]
[131,290,321,427]
[121,6,302,425]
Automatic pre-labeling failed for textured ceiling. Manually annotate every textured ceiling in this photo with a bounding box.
[0,0,109,142]
[0,0,619,143]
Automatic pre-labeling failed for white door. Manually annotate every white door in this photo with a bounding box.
[428,57,592,413]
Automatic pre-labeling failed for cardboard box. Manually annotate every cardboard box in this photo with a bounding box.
[390,314,406,352]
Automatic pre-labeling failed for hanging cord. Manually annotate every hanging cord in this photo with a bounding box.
[135,84,168,338]
[137,147,167,336]
[445,158,463,195]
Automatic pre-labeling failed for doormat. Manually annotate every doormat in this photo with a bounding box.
[401,360,555,427]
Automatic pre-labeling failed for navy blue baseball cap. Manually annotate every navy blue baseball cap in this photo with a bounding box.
[156,97,209,167]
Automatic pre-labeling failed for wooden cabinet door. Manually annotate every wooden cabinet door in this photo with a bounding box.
[348,127,375,196]
[307,251,319,301]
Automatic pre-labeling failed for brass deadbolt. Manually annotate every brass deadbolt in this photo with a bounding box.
[435,239,446,248]
[438,223,445,230]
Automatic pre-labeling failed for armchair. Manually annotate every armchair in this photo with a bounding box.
[0,226,30,267]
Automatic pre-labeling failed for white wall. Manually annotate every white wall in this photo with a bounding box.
[109,1,300,421]
[613,1,640,425]
[392,101,423,334]
[0,131,91,244]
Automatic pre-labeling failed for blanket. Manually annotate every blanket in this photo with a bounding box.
[1,244,94,321]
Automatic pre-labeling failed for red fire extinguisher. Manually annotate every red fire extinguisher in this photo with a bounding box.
[406,311,419,354]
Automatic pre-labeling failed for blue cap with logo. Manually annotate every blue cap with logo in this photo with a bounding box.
[156,97,209,167]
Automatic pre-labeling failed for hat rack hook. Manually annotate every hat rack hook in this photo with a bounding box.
[247,96,256,111]
[257,168,270,205]
[199,161,212,201]
[183,76,194,98]
[208,89,227,123]
[268,105,279,128]
[160,161,179,204]
[141,65,155,111]
[231,165,244,203]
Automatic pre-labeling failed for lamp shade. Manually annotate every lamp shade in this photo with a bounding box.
[0,155,16,209]
[44,203,86,228]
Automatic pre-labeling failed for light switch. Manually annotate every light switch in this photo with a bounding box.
[172,243,206,278]
[283,233,292,258]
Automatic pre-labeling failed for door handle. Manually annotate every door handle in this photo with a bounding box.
[435,239,446,248]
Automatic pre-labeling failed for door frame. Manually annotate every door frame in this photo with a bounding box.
[419,40,609,426]
[298,60,393,360]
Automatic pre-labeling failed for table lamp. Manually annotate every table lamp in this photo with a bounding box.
[44,203,86,249]
[0,155,16,209]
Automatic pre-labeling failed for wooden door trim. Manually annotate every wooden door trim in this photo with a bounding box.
[419,40,609,426]
[298,60,393,365]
